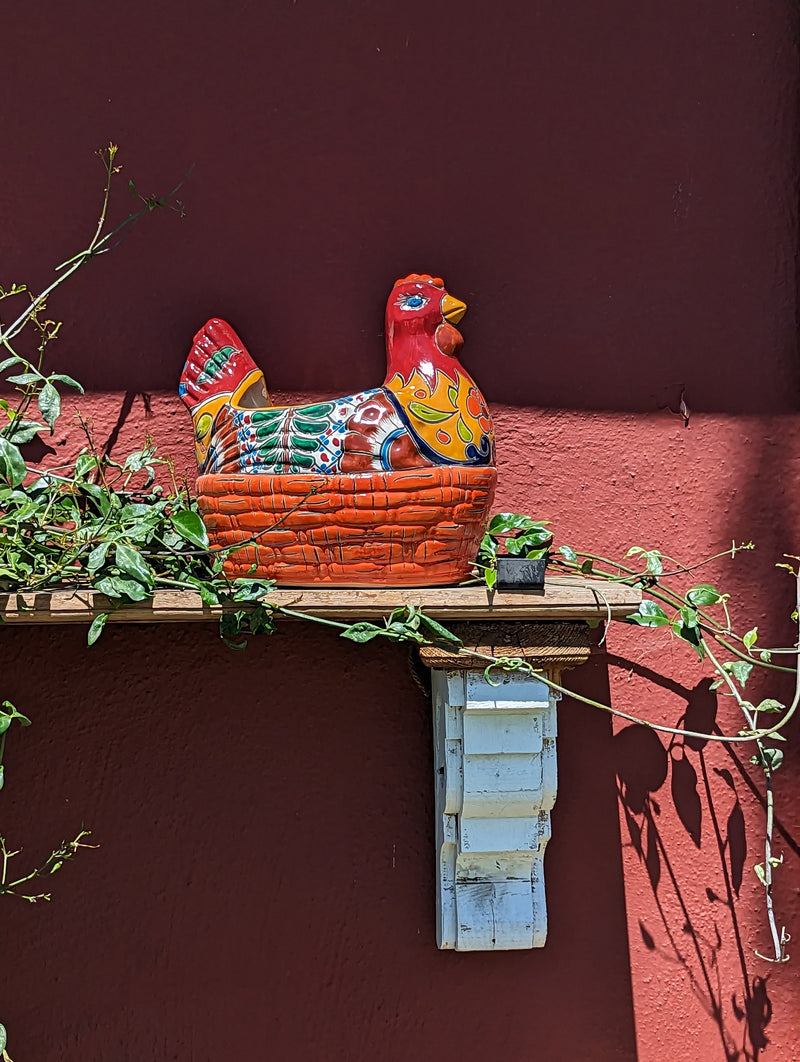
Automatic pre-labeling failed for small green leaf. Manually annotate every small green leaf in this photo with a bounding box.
[418,614,462,645]
[672,611,704,657]
[0,436,26,486]
[484,567,497,590]
[743,627,758,650]
[0,764,4,791]
[48,373,84,393]
[559,545,578,563]
[580,558,594,575]
[753,862,767,886]
[751,747,783,772]
[0,355,24,373]
[686,583,722,607]
[87,612,109,646]
[115,543,154,587]
[94,575,150,602]
[5,372,42,385]
[755,698,785,714]
[341,622,384,643]
[74,453,101,479]
[170,510,209,549]
[6,418,45,444]
[87,540,111,574]
[0,716,11,735]
[722,660,753,687]
[645,552,663,576]
[479,533,498,559]
[759,649,772,663]
[679,605,699,629]
[627,546,663,576]
[487,513,548,535]
[37,381,61,432]
[627,600,670,627]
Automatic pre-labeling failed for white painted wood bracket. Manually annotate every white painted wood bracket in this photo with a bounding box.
[431,668,560,951]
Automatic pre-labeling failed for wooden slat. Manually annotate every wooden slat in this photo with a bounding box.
[0,576,640,626]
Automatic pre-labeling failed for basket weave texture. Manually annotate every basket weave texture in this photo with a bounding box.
[197,466,496,586]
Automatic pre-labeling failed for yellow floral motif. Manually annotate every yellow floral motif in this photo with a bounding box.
[386,368,494,464]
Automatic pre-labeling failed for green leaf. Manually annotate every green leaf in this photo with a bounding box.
[219,611,248,649]
[743,627,758,650]
[580,558,594,575]
[94,575,150,602]
[115,543,154,587]
[0,1021,5,1052]
[760,650,772,663]
[74,453,101,479]
[231,578,276,603]
[752,747,783,772]
[754,862,767,887]
[755,698,785,714]
[0,436,26,486]
[505,527,552,555]
[627,600,670,627]
[672,610,705,658]
[484,567,497,590]
[341,622,384,643]
[6,418,44,444]
[559,545,578,563]
[478,533,498,559]
[87,540,111,574]
[37,381,61,432]
[418,614,462,645]
[170,510,209,549]
[722,660,753,687]
[5,372,42,385]
[48,373,84,393]
[0,716,11,735]
[0,763,4,791]
[487,513,548,535]
[627,546,663,576]
[87,612,109,646]
[679,605,699,629]
[0,355,24,373]
[686,583,722,607]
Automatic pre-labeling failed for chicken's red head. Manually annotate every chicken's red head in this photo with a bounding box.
[384,274,467,383]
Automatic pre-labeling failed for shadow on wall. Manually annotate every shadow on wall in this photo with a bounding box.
[1,622,640,1062]
[611,660,799,1062]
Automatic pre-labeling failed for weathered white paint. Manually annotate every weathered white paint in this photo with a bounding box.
[432,668,560,951]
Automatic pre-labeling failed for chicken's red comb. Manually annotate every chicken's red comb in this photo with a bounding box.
[394,273,445,288]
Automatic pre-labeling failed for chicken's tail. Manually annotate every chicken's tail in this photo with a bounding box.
[179,318,270,413]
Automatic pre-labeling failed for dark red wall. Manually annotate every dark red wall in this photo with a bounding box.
[2,2,799,1060]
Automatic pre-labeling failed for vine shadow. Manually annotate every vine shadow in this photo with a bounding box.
[607,654,785,1062]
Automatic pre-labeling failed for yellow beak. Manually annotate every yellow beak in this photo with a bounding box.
[441,294,467,324]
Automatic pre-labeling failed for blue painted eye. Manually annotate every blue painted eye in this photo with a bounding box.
[395,292,430,311]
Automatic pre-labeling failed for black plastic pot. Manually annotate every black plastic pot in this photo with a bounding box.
[494,556,546,592]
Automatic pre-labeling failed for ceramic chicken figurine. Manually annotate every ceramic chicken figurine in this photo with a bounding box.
[179,274,497,587]
[180,274,494,475]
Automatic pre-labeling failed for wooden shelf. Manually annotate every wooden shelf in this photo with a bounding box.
[0,575,641,626]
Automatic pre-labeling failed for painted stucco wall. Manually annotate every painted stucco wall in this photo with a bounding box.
[2,2,798,1059]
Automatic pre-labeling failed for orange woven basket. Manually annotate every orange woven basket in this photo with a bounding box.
[196,466,497,587]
